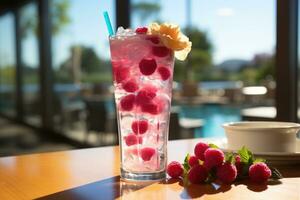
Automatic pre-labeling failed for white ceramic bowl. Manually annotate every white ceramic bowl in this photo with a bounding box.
[223,121,300,153]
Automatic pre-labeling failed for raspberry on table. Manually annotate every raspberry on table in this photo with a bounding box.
[139,58,157,75]
[188,155,199,167]
[167,161,183,178]
[135,27,148,34]
[140,147,156,161]
[216,163,237,184]
[235,155,243,175]
[194,142,209,161]
[120,94,135,111]
[124,134,138,146]
[152,46,171,57]
[204,148,225,169]
[249,162,271,184]
[122,79,139,92]
[157,66,171,81]
[235,155,241,163]
[131,120,149,135]
[146,36,160,44]
[188,165,208,184]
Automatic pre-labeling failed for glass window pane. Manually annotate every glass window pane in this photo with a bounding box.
[131,0,276,138]
[0,13,16,116]
[20,3,41,126]
[51,0,116,138]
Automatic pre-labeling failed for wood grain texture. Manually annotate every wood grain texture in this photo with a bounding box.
[0,138,299,200]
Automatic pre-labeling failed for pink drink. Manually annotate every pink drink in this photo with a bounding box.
[109,33,174,181]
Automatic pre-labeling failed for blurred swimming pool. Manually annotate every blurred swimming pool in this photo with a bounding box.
[179,104,241,138]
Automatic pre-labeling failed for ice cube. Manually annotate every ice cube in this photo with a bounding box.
[116,26,136,38]
[116,26,125,35]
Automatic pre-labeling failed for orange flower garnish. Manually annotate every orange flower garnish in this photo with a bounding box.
[149,23,192,61]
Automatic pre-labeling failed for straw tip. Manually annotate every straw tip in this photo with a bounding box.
[103,11,114,36]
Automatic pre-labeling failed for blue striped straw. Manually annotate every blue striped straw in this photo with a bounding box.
[103,11,114,36]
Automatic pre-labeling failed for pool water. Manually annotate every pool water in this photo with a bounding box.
[179,104,241,138]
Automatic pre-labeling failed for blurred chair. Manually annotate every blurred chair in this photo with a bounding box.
[169,106,204,139]
[181,82,199,97]
[169,111,182,140]
[179,118,204,137]
[53,94,85,131]
[84,99,107,143]
[92,83,106,95]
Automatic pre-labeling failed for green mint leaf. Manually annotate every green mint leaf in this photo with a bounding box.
[270,167,283,179]
[225,152,235,164]
[249,156,254,165]
[238,146,253,164]
[182,163,189,172]
[248,151,254,164]
[184,153,190,163]
[253,158,266,163]
[209,143,219,149]
[183,153,190,171]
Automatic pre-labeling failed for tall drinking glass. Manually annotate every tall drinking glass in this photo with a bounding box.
[109,33,174,181]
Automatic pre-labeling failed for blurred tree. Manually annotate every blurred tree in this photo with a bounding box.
[0,66,15,84]
[58,45,111,83]
[188,28,212,51]
[240,68,257,85]
[173,61,185,82]
[132,2,161,25]
[188,28,213,81]
[238,53,275,85]
[20,0,71,38]
[51,0,71,35]
[80,46,103,73]
[19,4,37,39]
[200,68,225,81]
[174,28,213,82]
[254,55,275,83]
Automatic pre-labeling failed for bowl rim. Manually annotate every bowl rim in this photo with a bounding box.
[222,121,300,130]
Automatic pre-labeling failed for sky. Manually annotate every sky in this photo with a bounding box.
[0,13,16,67]
[132,0,276,63]
[0,0,276,67]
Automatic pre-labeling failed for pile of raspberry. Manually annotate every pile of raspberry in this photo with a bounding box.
[167,142,282,185]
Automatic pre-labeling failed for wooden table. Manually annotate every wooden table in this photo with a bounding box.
[0,138,299,200]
